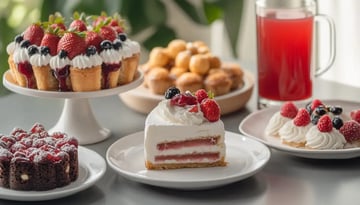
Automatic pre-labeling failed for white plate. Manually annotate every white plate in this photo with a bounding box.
[119,69,254,115]
[3,69,143,99]
[106,131,270,190]
[0,146,106,201]
[239,99,360,159]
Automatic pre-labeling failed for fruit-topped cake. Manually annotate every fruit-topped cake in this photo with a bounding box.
[265,101,298,137]
[0,123,78,191]
[6,12,140,92]
[144,87,226,170]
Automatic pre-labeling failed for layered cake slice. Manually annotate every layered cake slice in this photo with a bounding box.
[144,87,226,170]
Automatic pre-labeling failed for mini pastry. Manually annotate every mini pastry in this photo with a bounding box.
[222,62,244,89]
[147,67,174,94]
[6,35,24,82]
[189,54,210,75]
[99,40,122,89]
[167,39,186,59]
[279,108,312,148]
[70,46,102,91]
[207,54,222,69]
[13,40,36,88]
[175,50,191,69]
[204,71,232,96]
[265,101,298,137]
[148,47,170,67]
[175,72,203,93]
[117,34,141,85]
[306,115,346,149]
[169,67,188,79]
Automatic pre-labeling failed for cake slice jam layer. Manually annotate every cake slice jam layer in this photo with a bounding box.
[156,136,219,151]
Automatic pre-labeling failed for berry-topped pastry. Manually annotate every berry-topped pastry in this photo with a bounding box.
[279,108,312,148]
[144,87,226,170]
[6,12,140,91]
[265,101,298,137]
[305,115,346,149]
[340,120,360,148]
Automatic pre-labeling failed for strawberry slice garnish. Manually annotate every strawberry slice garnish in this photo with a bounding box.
[23,23,44,46]
[57,31,86,59]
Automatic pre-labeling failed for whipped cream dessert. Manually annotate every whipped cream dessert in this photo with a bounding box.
[265,112,292,137]
[305,126,346,149]
[279,121,312,147]
[144,88,226,170]
[118,34,140,59]
[72,52,102,69]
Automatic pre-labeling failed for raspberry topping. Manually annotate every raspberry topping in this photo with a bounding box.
[317,115,333,132]
[195,89,208,103]
[339,120,360,142]
[170,93,197,107]
[280,101,298,118]
[350,109,360,123]
[310,99,324,111]
[200,98,221,122]
[293,108,310,126]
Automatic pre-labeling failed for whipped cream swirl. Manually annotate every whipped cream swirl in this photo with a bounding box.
[50,55,71,69]
[155,100,206,125]
[305,127,346,149]
[279,121,311,145]
[265,112,291,136]
[13,48,29,63]
[100,48,120,64]
[30,53,51,67]
[120,38,140,58]
[72,53,102,69]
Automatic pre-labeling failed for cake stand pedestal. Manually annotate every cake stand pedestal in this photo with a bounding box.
[3,70,143,145]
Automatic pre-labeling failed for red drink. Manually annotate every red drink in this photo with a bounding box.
[256,15,314,101]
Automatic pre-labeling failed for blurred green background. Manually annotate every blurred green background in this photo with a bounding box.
[0,0,243,94]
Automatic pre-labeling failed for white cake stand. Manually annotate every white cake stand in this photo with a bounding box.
[3,70,143,145]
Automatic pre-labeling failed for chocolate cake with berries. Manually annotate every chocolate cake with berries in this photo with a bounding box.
[0,123,78,191]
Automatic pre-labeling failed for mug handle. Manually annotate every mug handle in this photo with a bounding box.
[314,14,336,77]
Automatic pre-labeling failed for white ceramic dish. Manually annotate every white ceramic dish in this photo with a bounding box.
[119,69,254,115]
[239,99,360,159]
[106,131,270,190]
[0,146,106,201]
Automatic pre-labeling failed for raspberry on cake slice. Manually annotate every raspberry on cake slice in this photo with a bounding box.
[144,87,226,170]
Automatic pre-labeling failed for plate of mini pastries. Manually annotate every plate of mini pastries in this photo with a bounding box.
[119,39,254,115]
[0,146,106,201]
[106,131,270,190]
[239,99,360,159]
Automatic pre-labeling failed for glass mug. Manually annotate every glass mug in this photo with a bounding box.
[256,0,335,109]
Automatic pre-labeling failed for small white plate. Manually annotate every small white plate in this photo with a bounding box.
[0,146,106,201]
[106,131,270,190]
[239,99,360,159]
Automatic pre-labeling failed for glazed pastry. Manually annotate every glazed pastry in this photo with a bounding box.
[147,67,174,94]
[70,46,102,91]
[174,50,191,69]
[222,62,244,89]
[148,47,171,67]
[189,54,210,75]
[167,39,186,59]
[204,71,232,96]
[207,54,222,69]
[175,72,203,93]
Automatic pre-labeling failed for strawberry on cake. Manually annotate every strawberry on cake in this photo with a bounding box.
[265,101,298,137]
[144,87,226,170]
